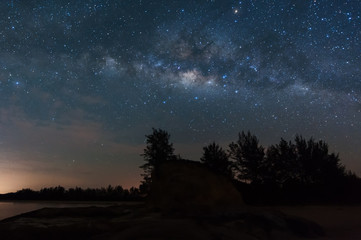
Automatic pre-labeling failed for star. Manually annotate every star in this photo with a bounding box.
[0,0,359,192]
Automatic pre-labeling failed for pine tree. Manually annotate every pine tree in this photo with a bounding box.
[140,128,175,191]
[201,142,232,177]
[229,131,265,183]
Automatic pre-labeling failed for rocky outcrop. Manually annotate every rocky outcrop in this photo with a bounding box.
[148,160,244,213]
[0,204,325,240]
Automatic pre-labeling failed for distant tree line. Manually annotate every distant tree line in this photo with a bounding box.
[0,185,142,201]
[2,128,359,204]
[141,128,361,204]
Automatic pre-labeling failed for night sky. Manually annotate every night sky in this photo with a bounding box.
[0,0,360,193]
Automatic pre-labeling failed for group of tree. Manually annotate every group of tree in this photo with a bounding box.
[0,185,142,201]
[141,128,361,204]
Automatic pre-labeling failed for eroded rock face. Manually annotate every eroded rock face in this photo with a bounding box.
[148,160,244,213]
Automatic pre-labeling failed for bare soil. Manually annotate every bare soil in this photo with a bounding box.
[269,205,361,240]
[2,203,354,239]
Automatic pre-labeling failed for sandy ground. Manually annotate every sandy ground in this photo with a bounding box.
[270,205,361,240]
[0,201,118,221]
[0,203,360,239]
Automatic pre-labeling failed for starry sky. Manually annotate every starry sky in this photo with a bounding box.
[0,0,360,193]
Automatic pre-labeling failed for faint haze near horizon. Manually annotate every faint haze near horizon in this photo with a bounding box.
[0,0,360,192]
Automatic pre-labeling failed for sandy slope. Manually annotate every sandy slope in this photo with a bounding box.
[271,205,361,240]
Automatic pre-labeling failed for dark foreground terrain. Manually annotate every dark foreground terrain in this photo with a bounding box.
[276,205,361,240]
[0,202,334,240]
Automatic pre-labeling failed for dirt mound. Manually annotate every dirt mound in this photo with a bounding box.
[148,160,244,213]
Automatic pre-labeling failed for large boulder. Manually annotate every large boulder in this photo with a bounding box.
[148,160,244,213]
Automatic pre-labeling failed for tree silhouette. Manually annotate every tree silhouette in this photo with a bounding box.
[229,131,265,184]
[0,185,142,201]
[140,128,176,190]
[201,142,232,177]
[294,135,346,185]
[264,138,300,186]
[261,135,347,188]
